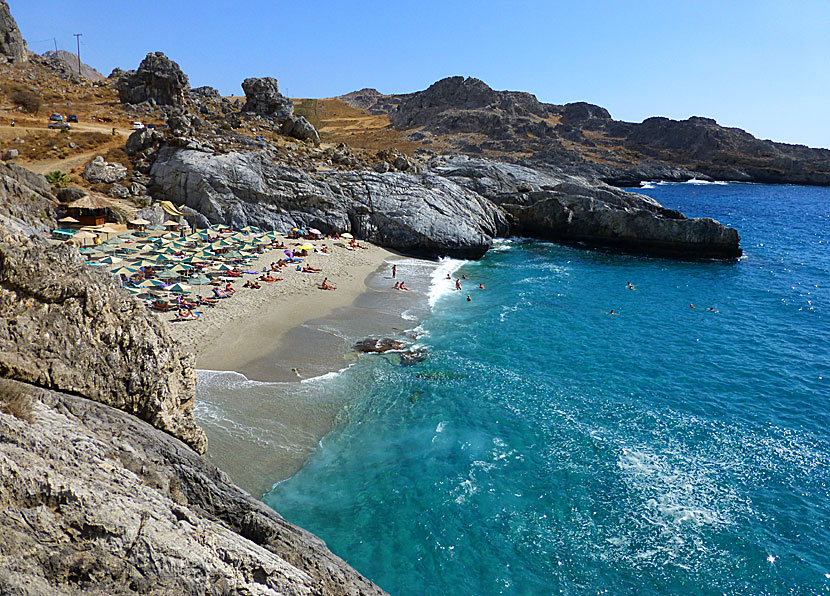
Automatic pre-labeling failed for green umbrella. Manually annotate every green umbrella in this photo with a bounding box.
[215,264,235,272]
[97,256,123,265]
[104,236,125,244]
[188,276,212,285]
[156,270,181,280]
[132,259,157,268]
[169,264,192,273]
[167,283,192,294]
[111,266,139,275]
[137,279,166,288]
[80,247,101,255]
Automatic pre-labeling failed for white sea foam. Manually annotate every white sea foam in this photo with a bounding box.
[428,257,468,308]
[299,363,355,384]
[684,178,728,185]
[639,181,656,189]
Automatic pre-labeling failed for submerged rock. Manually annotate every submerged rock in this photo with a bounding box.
[354,337,407,353]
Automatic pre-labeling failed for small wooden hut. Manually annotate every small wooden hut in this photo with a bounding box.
[66,194,113,227]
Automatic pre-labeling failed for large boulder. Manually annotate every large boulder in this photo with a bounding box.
[117,52,190,106]
[0,0,27,64]
[0,234,207,452]
[241,77,294,120]
[432,155,742,258]
[0,163,55,234]
[83,155,128,183]
[125,127,164,155]
[149,147,508,258]
[281,114,320,146]
[0,381,388,595]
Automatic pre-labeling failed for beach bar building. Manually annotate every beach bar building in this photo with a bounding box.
[66,194,113,227]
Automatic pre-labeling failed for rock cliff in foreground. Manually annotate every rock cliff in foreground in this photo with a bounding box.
[0,232,388,595]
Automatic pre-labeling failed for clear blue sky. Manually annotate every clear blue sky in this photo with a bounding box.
[13,0,830,148]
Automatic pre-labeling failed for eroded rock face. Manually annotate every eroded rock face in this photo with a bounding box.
[83,155,128,183]
[0,0,27,64]
[241,76,294,120]
[0,381,388,595]
[149,147,507,258]
[117,52,190,106]
[0,234,206,452]
[0,163,55,234]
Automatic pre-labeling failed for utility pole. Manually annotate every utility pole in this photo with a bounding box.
[73,33,82,76]
[53,38,58,54]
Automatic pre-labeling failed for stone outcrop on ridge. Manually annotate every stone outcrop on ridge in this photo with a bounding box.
[117,52,190,107]
[0,0,27,64]
[241,77,321,146]
[0,234,207,453]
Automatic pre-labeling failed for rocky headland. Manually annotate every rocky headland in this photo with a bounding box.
[0,170,387,595]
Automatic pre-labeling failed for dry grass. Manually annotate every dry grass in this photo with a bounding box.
[299,97,426,154]
[0,379,35,424]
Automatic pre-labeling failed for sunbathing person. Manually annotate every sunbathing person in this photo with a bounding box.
[320,277,337,290]
[224,283,236,294]
[197,295,218,306]
[176,308,198,320]
[301,265,322,273]
[259,273,277,282]
[213,287,230,299]
[399,281,410,291]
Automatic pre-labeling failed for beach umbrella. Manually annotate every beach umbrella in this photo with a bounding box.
[156,270,181,280]
[58,216,79,224]
[162,220,181,228]
[122,287,143,295]
[72,230,97,245]
[284,249,294,258]
[297,244,314,251]
[96,245,118,253]
[308,228,321,235]
[137,279,166,288]
[129,218,151,226]
[188,275,212,286]
[340,233,353,239]
[97,256,123,265]
[79,247,101,255]
[104,236,124,244]
[111,266,139,275]
[214,264,236,272]
[169,264,193,273]
[167,283,191,294]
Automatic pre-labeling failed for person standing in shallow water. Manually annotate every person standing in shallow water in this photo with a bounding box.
[392,264,396,279]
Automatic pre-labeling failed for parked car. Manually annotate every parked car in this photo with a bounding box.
[49,113,63,122]
[67,114,78,123]
[131,122,145,130]
[48,121,71,130]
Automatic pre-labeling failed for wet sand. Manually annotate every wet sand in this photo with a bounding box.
[165,240,400,382]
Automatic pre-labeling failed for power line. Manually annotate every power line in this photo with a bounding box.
[73,33,82,76]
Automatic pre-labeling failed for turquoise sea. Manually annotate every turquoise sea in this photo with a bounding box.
[218,182,829,595]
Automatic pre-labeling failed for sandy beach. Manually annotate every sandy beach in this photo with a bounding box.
[163,239,399,382]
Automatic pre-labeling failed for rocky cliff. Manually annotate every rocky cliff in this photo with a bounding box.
[340,76,830,187]
[0,0,26,64]
[146,143,740,259]
[0,231,388,595]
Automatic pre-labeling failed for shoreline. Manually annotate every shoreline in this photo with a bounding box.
[166,240,401,383]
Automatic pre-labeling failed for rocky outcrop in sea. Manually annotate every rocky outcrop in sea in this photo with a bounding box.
[146,142,740,259]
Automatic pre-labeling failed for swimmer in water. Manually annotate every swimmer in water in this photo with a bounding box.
[467,295,471,302]
[479,284,485,290]
[446,273,452,280]
[455,279,462,290]
[690,304,696,309]
[608,309,620,315]
[627,281,635,290]
[707,307,719,313]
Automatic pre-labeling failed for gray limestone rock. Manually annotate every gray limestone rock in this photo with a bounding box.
[107,183,130,198]
[83,155,128,184]
[0,380,388,595]
[2,148,18,160]
[56,186,87,203]
[0,163,55,234]
[0,0,27,64]
[149,147,507,258]
[0,234,206,452]
[241,77,294,120]
[125,127,164,156]
[117,52,190,106]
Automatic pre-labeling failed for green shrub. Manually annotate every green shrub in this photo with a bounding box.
[45,170,70,188]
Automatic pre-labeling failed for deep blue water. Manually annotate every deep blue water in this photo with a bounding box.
[263,182,830,595]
